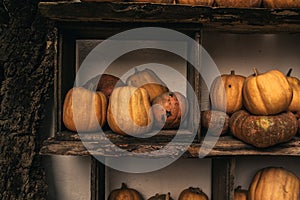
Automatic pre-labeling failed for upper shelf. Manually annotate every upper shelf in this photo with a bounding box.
[38,2,300,33]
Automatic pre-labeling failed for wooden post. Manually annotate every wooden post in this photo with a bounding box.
[91,157,105,200]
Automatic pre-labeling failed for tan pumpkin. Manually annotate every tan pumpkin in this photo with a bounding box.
[230,110,298,148]
[234,186,247,200]
[176,0,214,6]
[108,183,144,200]
[248,167,300,200]
[201,110,229,136]
[126,68,169,102]
[286,68,300,117]
[210,70,245,114]
[63,87,107,132]
[152,92,188,129]
[148,192,174,200]
[243,68,292,115]
[178,187,209,200]
[215,0,262,7]
[263,0,300,8]
[107,86,153,135]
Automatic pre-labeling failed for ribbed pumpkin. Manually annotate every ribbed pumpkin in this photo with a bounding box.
[107,86,153,135]
[230,110,298,148]
[178,187,209,200]
[126,68,169,102]
[108,183,144,200]
[215,0,262,7]
[248,167,300,200]
[263,0,300,8]
[152,92,188,129]
[210,70,245,114]
[148,193,174,200]
[243,68,292,115]
[176,0,214,6]
[201,110,229,136]
[63,87,107,132]
[234,186,247,200]
[286,69,300,117]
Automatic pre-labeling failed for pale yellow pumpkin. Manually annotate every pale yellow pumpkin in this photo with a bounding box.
[263,0,300,8]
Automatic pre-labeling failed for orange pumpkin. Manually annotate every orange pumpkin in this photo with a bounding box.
[263,0,300,8]
[148,193,174,200]
[176,0,214,5]
[108,183,144,200]
[201,110,229,136]
[234,186,247,200]
[178,187,209,200]
[63,87,107,132]
[215,0,262,7]
[286,69,300,117]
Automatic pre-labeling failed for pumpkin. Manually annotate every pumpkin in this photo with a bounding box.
[229,110,298,148]
[243,68,292,115]
[148,193,174,200]
[234,186,247,200]
[215,0,262,7]
[176,0,214,6]
[130,0,174,3]
[178,187,209,200]
[62,87,107,132]
[201,110,229,136]
[108,183,144,200]
[152,92,188,129]
[210,70,245,114]
[263,0,300,8]
[126,68,169,102]
[286,68,300,117]
[107,86,153,135]
[83,74,125,98]
[248,167,300,200]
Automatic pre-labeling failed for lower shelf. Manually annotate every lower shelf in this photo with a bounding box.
[39,130,300,157]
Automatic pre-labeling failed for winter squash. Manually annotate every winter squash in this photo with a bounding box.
[230,110,298,148]
[243,68,292,115]
[108,183,144,200]
[126,68,169,102]
[286,68,300,117]
[63,87,107,132]
[152,92,188,129]
[83,74,125,98]
[176,0,214,6]
[248,167,300,200]
[148,193,174,200]
[107,86,153,135]
[210,70,245,114]
[201,110,229,136]
[215,0,262,7]
[234,186,247,200]
[178,187,209,200]
[263,0,300,8]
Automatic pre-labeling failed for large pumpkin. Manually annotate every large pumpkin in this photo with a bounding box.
[263,0,300,8]
[210,70,245,114]
[286,68,300,117]
[108,183,144,200]
[152,92,188,129]
[248,167,300,200]
[243,68,292,115]
[215,0,262,7]
[63,87,107,132]
[148,193,174,200]
[107,86,153,135]
[178,187,209,200]
[176,0,214,6]
[234,186,247,200]
[201,110,229,136]
[230,110,298,148]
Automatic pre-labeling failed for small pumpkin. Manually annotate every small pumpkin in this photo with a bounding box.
[107,86,153,135]
[234,186,247,200]
[215,0,262,7]
[148,192,174,200]
[263,0,300,8]
[108,183,144,200]
[178,187,209,200]
[83,74,125,98]
[286,68,300,117]
[201,110,229,136]
[230,110,298,148]
[176,0,214,6]
[243,68,292,115]
[62,87,107,132]
[126,68,169,102]
[248,167,300,200]
[152,92,189,129]
[210,70,245,114]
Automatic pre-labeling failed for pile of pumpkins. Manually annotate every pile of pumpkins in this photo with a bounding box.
[202,68,300,148]
[62,68,189,135]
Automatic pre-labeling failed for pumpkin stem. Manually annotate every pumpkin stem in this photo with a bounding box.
[121,183,127,189]
[230,70,235,75]
[166,192,170,200]
[287,68,293,77]
[134,68,139,73]
[188,187,203,194]
[253,68,259,76]
[235,186,242,191]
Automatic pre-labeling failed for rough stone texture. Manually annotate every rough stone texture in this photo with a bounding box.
[0,0,55,199]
